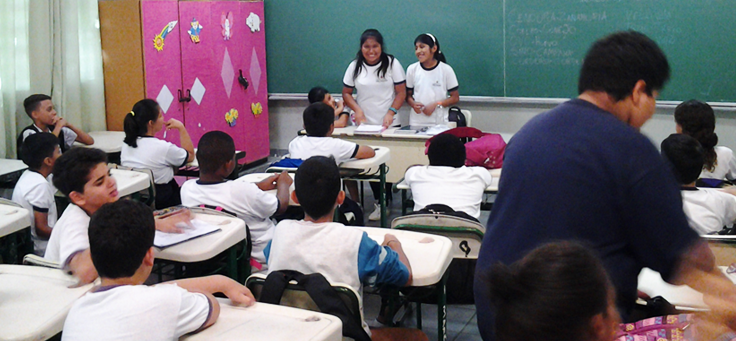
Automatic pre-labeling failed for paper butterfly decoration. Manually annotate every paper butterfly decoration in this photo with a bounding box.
[221,11,234,40]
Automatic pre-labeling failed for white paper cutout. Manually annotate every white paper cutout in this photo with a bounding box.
[190,78,206,105]
[246,12,261,32]
[156,85,174,114]
[221,12,234,40]
[250,47,262,95]
[221,48,235,98]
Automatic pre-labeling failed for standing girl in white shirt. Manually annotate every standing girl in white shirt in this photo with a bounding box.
[675,100,736,181]
[342,29,406,128]
[121,99,195,209]
[406,33,460,126]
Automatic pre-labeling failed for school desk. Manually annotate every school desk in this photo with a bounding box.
[179,299,343,341]
[73,131,125,164]
[0,203,31,264]
[702,235,736,267]
[396,168,502,215]
[636,266,736,311]
[0,264,95,341]
[110,168,151,198]
[355,226,453,341]
[0,158,27,182]
[154,210,247,281]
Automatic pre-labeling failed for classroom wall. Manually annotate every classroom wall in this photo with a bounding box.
[268,98,736,155]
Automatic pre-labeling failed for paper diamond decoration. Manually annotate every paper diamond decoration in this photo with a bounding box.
[190,77,206,105]
[250,47,262,95]
[156,85,174,114]
[221,48,235,98]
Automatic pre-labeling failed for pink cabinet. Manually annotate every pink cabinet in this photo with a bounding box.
[110,0,270,164]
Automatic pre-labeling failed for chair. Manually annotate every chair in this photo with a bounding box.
[108,163,156,207]
[460,109,472,127]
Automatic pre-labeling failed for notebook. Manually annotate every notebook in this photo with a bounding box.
[154,219,222,249]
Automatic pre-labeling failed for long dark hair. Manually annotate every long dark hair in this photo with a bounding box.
[352,29,394,80]
[674,100,718,172]
[123,99,161,148]
[414,33,447,63]
[487,241,613,341]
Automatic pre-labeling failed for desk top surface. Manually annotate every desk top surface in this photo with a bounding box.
[110,168,151,198]
[154,212,246,262]
[355,226,453,287]
[0,158,27,177]
[0,203,31,238]
[0,264,94,341]
[75,131,125,153]
[180,299,342,341]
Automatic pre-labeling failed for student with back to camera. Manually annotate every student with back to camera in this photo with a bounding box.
[405,33,460,126]
[308,86,350,128]
[121,99,195,209]
[674,99,736,181]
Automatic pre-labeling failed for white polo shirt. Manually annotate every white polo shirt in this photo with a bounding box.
[343,57,406,126]
[121,137,188,184]
[12,170,58,255]
[44,204,90,267]
[681,187,736,235]
[406,61,459,126]
[404,165,492,219]
[700,146,736,181]
[288,136,359,165]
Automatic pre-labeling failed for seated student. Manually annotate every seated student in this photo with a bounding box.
[121,99,195,209]
[181,131,291,269]
[11,133,60,255]
[265,156,412,334]
[45,147,186,284]
[486,241,620,341]
[62,200,254,340]
[404,133,492,219]
[661,133,736,235]
[17,94,93,159]
[674,100,736,181]
[308,86,350,128]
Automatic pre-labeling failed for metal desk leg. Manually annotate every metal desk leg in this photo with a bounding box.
[228,246,238,281]
[437,271,449,341]
[401,189,408,216]
[380,163,387,228]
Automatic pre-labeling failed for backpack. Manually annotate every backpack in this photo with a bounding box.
[447,106,467,128]
[425,127,507,169]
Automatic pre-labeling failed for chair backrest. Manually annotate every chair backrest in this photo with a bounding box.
[109,163,156,207]
[460,109,472,127]
[392,214,484,259]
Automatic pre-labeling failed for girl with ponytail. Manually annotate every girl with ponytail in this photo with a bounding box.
[121,99,195,209]
[406,33,460,126]
[675,100,736,181]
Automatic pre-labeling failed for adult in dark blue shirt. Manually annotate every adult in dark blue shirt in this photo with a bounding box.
[474,31,735,340]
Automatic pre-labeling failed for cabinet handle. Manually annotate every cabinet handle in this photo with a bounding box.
[238,69,249,90]
[178,89,192,103]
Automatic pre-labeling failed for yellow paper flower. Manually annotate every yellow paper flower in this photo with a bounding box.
[225,112,233,123]
[153,34,164,51]
[251,102,263,116]
[230,108,239,119]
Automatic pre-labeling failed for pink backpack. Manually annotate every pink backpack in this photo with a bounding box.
[424,127,506,169]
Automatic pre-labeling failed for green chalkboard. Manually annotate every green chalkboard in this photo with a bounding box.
[265,0,736,102]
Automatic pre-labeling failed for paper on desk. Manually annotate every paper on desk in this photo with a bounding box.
[354,124,385,134]
[154,219,221,249]
[420,125,451,135]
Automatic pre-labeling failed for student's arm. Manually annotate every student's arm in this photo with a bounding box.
[357,233,412,287]
[406,88,423,114]
[62,120,94,145]
[383,83,407,128]
[342,86,366,125]
[354,145,375,159]
[274,171,293,214]
[170,274,255,306]
[33,211,53,239]
[333,100,349,128]
[422,89,460,117]
[256,173,281,191]
[166,118,195,162]
[67,249,98,285]
[154,208,191,233]
[382,234,412,286]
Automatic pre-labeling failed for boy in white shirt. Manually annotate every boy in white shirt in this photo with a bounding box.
[661,133,736,234]
[404,133,492,219]
[181,131,292,268]
[17,94,93,159]
[62,199,254,341]
[12,133,60,255]
[264,156,412,334]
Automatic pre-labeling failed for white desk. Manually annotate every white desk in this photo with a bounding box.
[75,131,125,154]
[0,264,94,341]
[0,204,31,239]
[180,299,342,341]
[636,266,736,310]
[110,168,151,198]
[0,159,27,178]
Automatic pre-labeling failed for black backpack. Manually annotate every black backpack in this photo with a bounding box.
[448,106,467,127]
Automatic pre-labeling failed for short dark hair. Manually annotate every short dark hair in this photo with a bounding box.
[303,102,335,137]
[428,134,466,167]
[21,133,59,170]
[197,131,235,174]
[674,100,718,172]
[123,99,161,148]
[295,156,340,219]
[308,86,329,104]
[578,31,670,101]
[52,147,108,197]
[661,133,704,185]
[89,200,155,279]
[487,241,613,341]
[23,94,52,119]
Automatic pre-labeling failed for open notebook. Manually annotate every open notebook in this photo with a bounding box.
[154,219,221,249]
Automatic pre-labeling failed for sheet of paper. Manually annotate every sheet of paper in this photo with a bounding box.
[154,219,221,249]
[354,124,385,134]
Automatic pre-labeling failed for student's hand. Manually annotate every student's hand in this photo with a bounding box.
[277,170,293,187]
[155,208,192,233]
[381,234,401,248]
[256,173,281,191]
[412,102,425,114]
[353,109,367,125]
[382,113,395,128]
[422,103,437,116]
[223,281,256,307]
[69,249,99,286]
[165,118,185,130]
[334,99,344,114]
[53,116,69,127]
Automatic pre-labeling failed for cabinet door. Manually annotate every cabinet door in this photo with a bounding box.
[239,1,270,163]
[140,0,184,145]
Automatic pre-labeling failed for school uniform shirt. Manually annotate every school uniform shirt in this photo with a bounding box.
[406,61,459,126]
[44,204,90,268]
[288,136,359,165]
[404,165,492,219]
[11,170,58,255]
[62,283,210,341]
[700,146,736,181]
[343,57,406,126]
[264,219,409,335]
[21,124,77,150]
[121,137,188,184]
[681,187,736,234]
[180,179,278,263]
